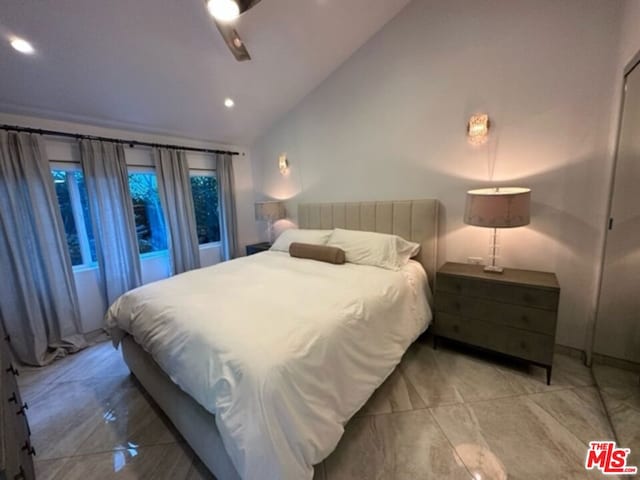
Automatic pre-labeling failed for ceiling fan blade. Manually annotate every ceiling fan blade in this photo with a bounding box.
[215,21,251,61]
[237,0,262,13]
[208,0,262,61]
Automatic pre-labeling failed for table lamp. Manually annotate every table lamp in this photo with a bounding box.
[255,201,285,243]
[464,187,531,273]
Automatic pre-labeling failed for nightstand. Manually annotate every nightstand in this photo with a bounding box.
[246,242,272,256]
[433,262,560,384]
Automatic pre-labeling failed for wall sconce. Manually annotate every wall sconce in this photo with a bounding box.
[467,114,490,145]
[278,154,289,175]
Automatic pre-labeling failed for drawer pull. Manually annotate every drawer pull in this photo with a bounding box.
[519,341,528,350]
[453,301,461,310]
[4,334,10,343]
[14,466,25,480]
[16,402,29,416]
[8,392,17,404]
[453,325,460,333]
[21,441,36,456]
[6,364,19,376]
[521,315,529,324]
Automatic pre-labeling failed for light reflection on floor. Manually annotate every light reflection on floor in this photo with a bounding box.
[113,442,140,473]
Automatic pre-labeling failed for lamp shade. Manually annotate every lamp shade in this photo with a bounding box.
[255,201,285,221]
[464,187,531,228]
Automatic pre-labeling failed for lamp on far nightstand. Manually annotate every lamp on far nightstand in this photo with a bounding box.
[464,187,531,273]
[255,201,285,243]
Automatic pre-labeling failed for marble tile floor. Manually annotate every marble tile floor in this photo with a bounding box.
[592,364,640,471]
[18,337,625,480]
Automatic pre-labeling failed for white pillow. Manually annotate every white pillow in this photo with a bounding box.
[327,228,420,270]
[270,229,332,252]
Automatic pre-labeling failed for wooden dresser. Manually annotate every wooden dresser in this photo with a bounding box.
[433,262,560,384]
[0,323,35,480]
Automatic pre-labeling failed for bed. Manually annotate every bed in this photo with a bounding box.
[107,199,439,480]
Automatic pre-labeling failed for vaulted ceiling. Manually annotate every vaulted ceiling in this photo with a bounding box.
[0,0,411,145]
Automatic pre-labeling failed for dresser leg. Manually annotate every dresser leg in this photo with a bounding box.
[546,366,552,385]
[433,335,438,350]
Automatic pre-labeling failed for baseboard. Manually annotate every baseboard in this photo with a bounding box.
[592,352,640,373]
[554,343,586,362]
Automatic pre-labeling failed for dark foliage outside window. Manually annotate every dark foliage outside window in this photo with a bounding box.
[190,175,220,244]
[51,170,97,266]
[128,173,168,254]
[52,170,82,265]
[73,171,97,262]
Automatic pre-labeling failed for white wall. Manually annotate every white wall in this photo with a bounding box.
[618,1,640,69]
[251,0,623,351]
[0,112,259,332]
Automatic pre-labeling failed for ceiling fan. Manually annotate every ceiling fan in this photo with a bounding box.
[206,0,263,62]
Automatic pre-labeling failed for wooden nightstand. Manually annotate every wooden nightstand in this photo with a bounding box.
[245,242,272,256]
[433,262,560,384]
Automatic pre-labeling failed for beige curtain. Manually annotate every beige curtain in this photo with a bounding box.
[217,153,239,260]
[0,132,87,366]
[80,140,142,305]
[153,147,200,274]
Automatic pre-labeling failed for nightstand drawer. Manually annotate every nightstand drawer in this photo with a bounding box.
[433,312,506,352]
[436,274,559,311]
[505,331,554,366]
[434,313,554,365]
[434,292,557,335]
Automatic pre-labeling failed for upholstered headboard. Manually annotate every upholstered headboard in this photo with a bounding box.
[298,200,439,284]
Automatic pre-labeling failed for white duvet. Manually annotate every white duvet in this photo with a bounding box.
[106,251,431,480]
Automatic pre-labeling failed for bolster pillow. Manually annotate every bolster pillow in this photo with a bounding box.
[289,242,346,265]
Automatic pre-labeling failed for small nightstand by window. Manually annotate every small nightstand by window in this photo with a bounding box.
[246,242,272,256]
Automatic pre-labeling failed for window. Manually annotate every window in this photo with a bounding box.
[51,169,96,267]
[127,172,168,254]
[52,165,214,266]
[190,173,220,245]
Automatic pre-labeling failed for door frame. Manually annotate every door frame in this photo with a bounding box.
[587,49,640,365]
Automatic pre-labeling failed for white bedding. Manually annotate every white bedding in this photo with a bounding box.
[106,251,431,480]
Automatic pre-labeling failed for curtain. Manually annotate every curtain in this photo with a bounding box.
[79,140,141,305]
[217,153,239,260]
[0,131,87,366]
[153,148,200,274]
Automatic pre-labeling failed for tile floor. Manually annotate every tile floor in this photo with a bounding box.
[592,364,640,471]
[18,337,628,480]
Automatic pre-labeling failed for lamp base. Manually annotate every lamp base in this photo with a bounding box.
[483,265,504,274]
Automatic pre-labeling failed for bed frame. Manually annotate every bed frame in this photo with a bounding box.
[120,199,439,480]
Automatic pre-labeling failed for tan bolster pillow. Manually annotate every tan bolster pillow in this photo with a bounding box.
[289,242,346,265]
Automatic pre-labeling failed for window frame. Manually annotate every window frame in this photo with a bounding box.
[189,169,221,248]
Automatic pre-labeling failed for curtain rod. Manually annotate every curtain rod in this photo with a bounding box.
[1,124,241,156]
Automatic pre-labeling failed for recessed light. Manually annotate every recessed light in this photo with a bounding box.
[10,37,35,55]
[207,0,240,22]
[224,98,235,108]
